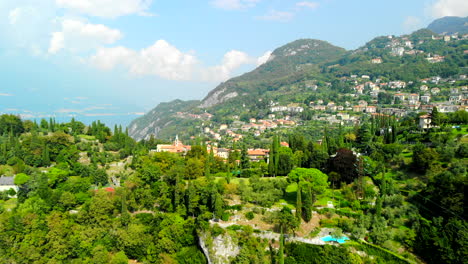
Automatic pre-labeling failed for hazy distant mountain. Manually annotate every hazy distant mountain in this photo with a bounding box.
[427,16,468,34]
[129,99,200,141]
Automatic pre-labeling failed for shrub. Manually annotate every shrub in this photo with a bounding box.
[211,224,225,237]
[221,212,231,221]
[245,211,255,220]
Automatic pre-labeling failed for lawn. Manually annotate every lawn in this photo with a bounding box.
[78,134,97,141]
[1,198,17,211]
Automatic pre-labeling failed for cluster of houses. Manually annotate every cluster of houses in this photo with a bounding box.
[180,73,466,141]
[152,136,289,163]
[385,33,468,60]
[203,117,297,141]
[176,112,213,120]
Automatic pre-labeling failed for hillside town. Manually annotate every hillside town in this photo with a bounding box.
[172,72,467,143]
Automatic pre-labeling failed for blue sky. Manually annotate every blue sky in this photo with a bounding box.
[0,0,467,126]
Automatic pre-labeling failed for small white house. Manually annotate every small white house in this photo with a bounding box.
[0,176,18,197]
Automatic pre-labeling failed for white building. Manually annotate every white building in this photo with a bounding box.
[0,176,18,197]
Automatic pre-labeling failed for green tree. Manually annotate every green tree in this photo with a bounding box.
[431,106,441,126]
[412,144,438,174]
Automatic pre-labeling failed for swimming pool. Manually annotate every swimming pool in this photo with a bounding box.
[321,235,349,244]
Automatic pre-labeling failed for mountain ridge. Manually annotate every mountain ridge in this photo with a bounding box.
[129,18,467,141]
[427,16,468,34]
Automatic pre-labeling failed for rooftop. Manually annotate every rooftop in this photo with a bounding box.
[0,176,15,186]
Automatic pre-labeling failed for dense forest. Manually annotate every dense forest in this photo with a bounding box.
[0,111,466,263]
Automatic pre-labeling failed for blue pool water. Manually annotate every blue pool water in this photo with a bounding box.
[321,235,349,244]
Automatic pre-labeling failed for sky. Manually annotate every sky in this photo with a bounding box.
[0,0,467,127]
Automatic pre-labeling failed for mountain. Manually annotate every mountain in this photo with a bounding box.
[129,39,347,140]
[427,16,468,34]
[128,99,200,141]
[199,39,347,108]
[129,28,467,141]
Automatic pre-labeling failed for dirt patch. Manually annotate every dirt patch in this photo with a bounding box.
[295,211,323,237]
[225,195,242,206]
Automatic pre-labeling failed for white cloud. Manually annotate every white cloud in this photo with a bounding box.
[84,113,117,117]
[8,8,22,25]
[89,40,270,82]
[403,16,422,33]
[256,10,295,22]
[56,108,83,113]
[0,93,13,96]
[1,3,55,55]
[211,0,261,10]
[49,32,65,54]
[90,40,198,81]
[256,51,272,66]
[131,40,198,80]
[56,0,154,18]
[296,1,319,10]
[203,50,251,81]
[48,19,122,54]
[431,0,468,18]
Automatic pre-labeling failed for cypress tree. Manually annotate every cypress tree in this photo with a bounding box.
[42,144,50,167]
[431,106,440,126]
[240,144,250,169]
[278,229,284,264]
[296,183,302,221]
[274,136,280,175]
[268,136,278,176]
[302,187,313,222]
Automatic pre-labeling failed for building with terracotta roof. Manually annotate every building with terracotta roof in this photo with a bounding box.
[156,135,191,154]
[247,149,269,162]
[419,115,432,129]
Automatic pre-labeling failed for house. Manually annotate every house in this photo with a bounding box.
[353,105,365,112]
[216,148,230,159]
[337,112,350,120]
[270,106,288,112]
[420,105,434,112]
[314,105,326,111]
[420,95,431,104]
[248,149,269,162]
[449,94,463,103]
[427,55,445,63]
[431,88,441,94]
[280,142,290,147]
[408,94,420,104]
[219,124,228,130]
[201,113,213,119]
[391,47,405,56]
[388,81,406,89]
[358,100,369,107]
[366,106,377,113]
[450,88,459,94]
[371,58,382,64]
[420,85,428,91]
[0,176,18,197]
[394,93,406,102]
[419,115,432,129]
[156,135,191,154]
[287,104,304,113]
